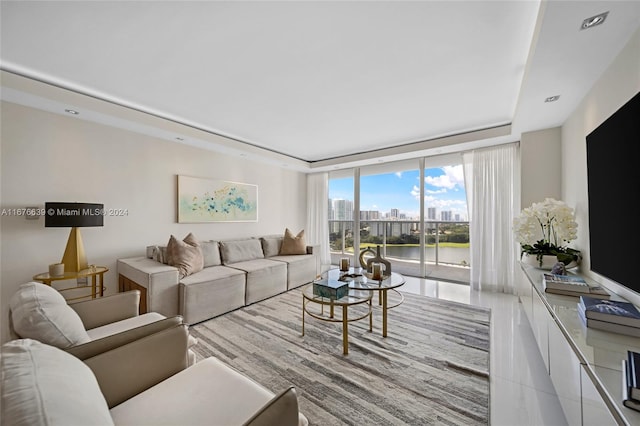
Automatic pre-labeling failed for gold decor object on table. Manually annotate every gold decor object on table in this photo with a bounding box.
[358,244,391,275]
[339,257,350,272]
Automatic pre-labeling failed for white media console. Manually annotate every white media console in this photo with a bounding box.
[518,264,640,426]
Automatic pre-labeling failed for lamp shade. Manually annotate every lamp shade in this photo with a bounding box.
[45,202,104,228]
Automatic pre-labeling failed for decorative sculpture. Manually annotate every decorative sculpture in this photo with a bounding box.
[551,262,567,275]
[358,245,391,276]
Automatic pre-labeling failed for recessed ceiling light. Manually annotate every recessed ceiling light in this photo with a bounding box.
[545,95,560,103]
[581,12,608,30]
[65,109,79,115]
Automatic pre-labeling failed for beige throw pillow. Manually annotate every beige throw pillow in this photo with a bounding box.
[279,228,307,255]
[167,233,204,279]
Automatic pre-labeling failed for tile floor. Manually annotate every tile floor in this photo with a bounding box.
[400,276,569,426]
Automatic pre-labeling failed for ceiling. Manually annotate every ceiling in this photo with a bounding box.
[2,1,640,173]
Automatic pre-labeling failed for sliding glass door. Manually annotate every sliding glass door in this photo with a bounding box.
[329,154,470,283]
[359,160,422,276]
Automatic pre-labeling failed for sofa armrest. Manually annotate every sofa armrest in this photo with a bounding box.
[69,290,141,330]
[243,386,301,426]
[65,315,184,360]
[117,257,181,317]
[83,323,190,408]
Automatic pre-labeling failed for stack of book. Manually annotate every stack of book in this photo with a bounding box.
[622,351,640,412]
[542,273,610,298]
[577,296,640,337]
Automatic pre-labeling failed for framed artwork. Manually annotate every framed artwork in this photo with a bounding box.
[177,175,258,223]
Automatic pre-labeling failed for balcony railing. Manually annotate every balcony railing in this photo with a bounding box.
[329,219,470,283]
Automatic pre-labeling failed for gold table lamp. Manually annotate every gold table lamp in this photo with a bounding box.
[45,202,103,273]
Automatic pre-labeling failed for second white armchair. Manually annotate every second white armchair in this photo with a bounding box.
[8,281,197,365]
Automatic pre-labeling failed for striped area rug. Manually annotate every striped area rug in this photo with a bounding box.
[190,287,490,425]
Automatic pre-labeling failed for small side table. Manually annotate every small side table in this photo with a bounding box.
[33,266,108,302]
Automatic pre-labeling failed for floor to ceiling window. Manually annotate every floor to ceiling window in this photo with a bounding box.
[329,154,470,283]
[422,155,470,283]
[328,174,354,260]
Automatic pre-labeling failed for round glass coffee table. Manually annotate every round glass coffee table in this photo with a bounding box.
[323,267,406,338]
[302,284,372,355]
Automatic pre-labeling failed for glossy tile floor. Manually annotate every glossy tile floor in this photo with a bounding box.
[401,276,569,426]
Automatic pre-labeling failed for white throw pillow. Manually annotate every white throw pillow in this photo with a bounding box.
[1,339,114,426]
[9,282,91,348]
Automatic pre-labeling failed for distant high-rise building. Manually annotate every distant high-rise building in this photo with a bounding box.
[441,210,452,221]
[427,207,436,220]
[329,198,354,233]
[455,213,460,221]
[333,199,353,220]
[390,208,399,219]
[360,210,380,220]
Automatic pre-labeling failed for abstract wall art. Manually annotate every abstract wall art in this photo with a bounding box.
[177,175,258,223]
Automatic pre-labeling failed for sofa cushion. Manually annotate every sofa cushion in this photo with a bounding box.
[201,240,222,267]
[167,233,204,279]
[1,339,114,426]
[9,282,91,348]
[220,239,264,264]
[279,228,307,255]
[260,236,283,258]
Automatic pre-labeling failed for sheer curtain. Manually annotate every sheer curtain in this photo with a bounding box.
[306,172,331,268]
[462,143,520,293]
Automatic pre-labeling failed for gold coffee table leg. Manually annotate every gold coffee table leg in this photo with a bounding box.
[343,305,349,355]
[382,290,388,337]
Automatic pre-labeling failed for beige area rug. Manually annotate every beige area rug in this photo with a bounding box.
[190,287,490,425]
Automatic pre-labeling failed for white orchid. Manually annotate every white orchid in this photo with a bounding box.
[513,198,581,266]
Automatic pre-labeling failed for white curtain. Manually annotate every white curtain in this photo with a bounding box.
[306,172,331,268]
[462,143,520,293]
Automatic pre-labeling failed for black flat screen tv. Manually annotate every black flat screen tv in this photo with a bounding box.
[586,91,640,295]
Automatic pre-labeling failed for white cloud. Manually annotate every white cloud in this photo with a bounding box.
[424,165,464,190]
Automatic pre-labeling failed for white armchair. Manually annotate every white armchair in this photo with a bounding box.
[1,337,308,426]
[8,281,196,365]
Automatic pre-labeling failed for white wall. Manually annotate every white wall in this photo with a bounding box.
[562,26,640,305]
[520,126,561,209]
[0,102,308,342]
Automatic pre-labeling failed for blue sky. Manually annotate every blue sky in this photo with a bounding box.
[329,165,468,220]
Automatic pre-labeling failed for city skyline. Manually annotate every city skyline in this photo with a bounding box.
[329,165,468,221]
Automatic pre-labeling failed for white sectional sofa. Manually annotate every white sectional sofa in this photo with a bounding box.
[118,232,319,325]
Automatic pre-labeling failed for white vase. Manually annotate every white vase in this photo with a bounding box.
[521,253,578,270]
